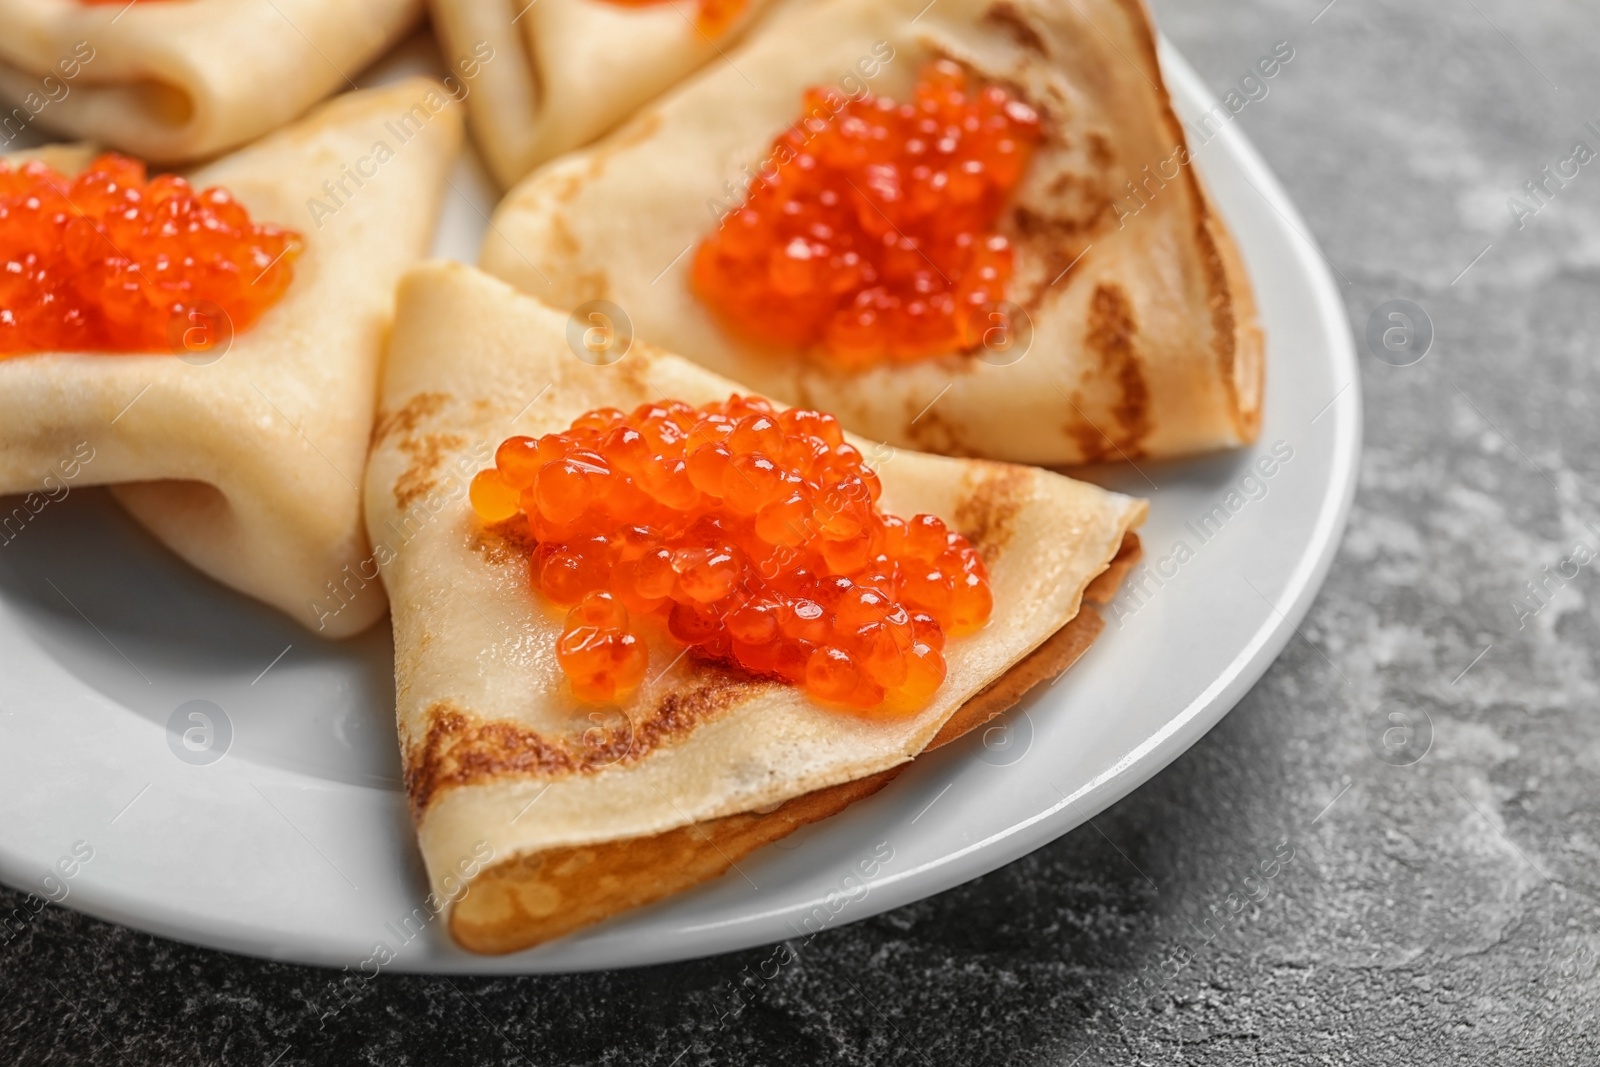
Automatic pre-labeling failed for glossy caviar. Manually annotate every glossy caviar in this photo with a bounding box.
[0,153,300,356]
[597,0,747,37]
[692,60,1041,367]
[471,396,993,711]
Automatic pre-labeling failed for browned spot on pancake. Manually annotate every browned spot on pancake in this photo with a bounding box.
[954,461,1032,565]
[470,515,537,568]
[539,267,608,309]
[633,670,767,757]
[536,215,611,306]
[1194,208,1243,429]
[1089,283,1152,444]
[1062,385,1112,463]
[900,402,979,457]
[1038,241,1095,296]
[544,169,586,208]
[586,111,663,180]
[405,703,573,821]
[1042,171,1078,198]
[984,1,1048,54]
[371,392,448,450]
[548,214,581,259]
[1087,131,1115,170]
[1009,178,1112,310]
[609,339,670,398]
[1063,284,1151,462]
[373,393,473,509]
[1014,173,1113,250]
[405,670,769,819]
[394,432,468,510]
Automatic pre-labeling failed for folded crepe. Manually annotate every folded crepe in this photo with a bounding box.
[365,261,1146,953]
[0,0,422,163]
[430,0,782,188]
[480,0,1262,467]
[0,78,462,637]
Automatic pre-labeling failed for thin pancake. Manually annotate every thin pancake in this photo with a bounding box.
[0,0,421,163]
[480,0,1263,466]
[365,261,1147,952]
[0,79,462,636]
[430,0,784,188]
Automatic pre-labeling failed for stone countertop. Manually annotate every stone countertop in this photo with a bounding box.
[4,0,1600,1063]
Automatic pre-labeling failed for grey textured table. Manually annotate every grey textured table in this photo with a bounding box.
[4,0,1599,1062]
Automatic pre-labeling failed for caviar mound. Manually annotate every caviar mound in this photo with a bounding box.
[596,0,748,38]
[691,60,1042,368]
[0,153,301,357]
[472,395,994,711]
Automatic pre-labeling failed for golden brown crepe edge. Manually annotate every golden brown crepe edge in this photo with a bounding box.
[1110,0,1264,446]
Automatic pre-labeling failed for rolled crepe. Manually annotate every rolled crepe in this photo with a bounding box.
[430,0,782,188]
[0,0,422,163]
[481,0,1263,467]
[365,261,1146,952]
[0,78,463,637]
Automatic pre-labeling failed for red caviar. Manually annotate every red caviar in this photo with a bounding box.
[0,153,300,356]
[472,395,993,711]
[691,60,1042,367]
[597,0,747,37]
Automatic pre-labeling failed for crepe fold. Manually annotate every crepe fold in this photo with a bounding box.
[429,0,782,188]
[366,261,1146,953]
[0,0,422,164]
[480,0,1263,467]
[0,78,462,637]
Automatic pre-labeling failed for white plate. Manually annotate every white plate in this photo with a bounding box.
[0,42,1359,973]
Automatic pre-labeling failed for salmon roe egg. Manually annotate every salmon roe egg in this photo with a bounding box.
[691,60,1042,368]
[473,395,993,712]
[596,0,747,36]
[0,153,301,357]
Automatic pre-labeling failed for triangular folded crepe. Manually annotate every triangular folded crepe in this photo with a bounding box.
[431,0,782,188]
[480,0,1262,467]
[365,261,1146,953]
[0,78,462,637]
[0,0,422,163]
